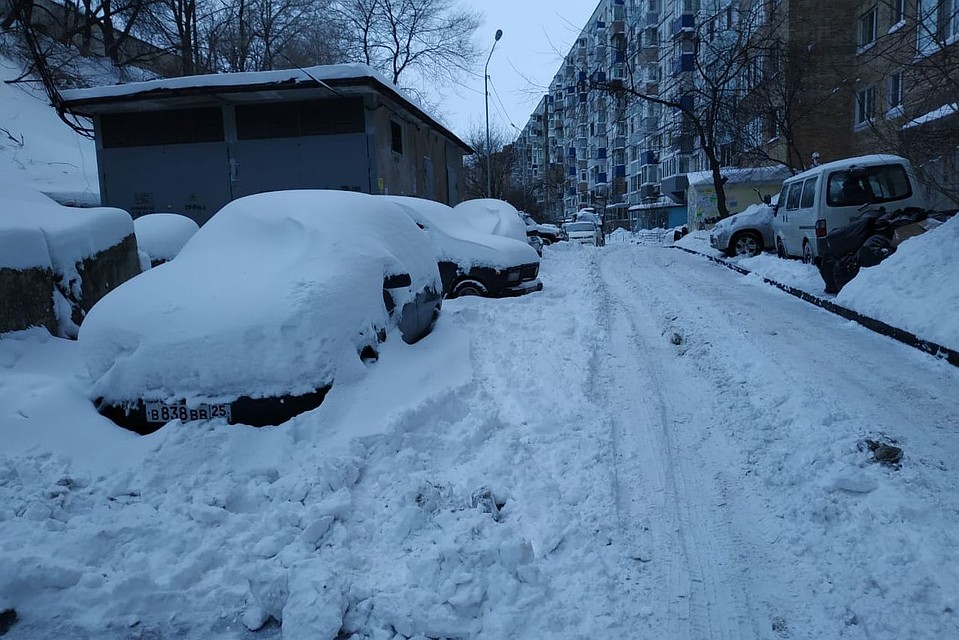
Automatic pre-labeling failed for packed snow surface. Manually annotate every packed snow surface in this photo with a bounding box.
[2,236,958,639]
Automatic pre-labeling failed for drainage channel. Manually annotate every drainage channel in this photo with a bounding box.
[672,245,959,369]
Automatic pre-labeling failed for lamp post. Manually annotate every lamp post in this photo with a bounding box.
[485,28,503,198]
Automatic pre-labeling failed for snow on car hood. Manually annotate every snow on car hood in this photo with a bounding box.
[79,190,441,404]
[383,196,540,269]
[452,199,530,245]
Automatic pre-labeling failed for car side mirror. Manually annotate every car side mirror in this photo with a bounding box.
[383,273,413,289]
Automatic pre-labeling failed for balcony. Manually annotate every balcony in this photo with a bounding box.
[671,53,695,76]
[640,184,660,199]
[640,150,658,165]
[611,20,625,35]
[671,13,695,38]
[672,134,694,153]
[645,12,659,27]
[614,165,626,178]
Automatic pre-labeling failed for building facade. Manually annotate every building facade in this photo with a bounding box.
[62,65,472,225]
[512,0,959,227]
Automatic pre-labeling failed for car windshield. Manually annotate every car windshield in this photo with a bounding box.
[565,222,596,232]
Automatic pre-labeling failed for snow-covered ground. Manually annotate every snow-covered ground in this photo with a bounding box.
[2,236,959,639]
[3,43,959,640]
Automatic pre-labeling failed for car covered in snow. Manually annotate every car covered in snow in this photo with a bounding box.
[708,203,776,257]
[563,220,604,246]
[520,212,566,246]
[452,198,530,245]
[384,196,543,299]
[79,190,443,433]
[133,213,199,267]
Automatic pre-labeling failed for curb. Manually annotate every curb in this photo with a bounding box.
[671,245,959,368]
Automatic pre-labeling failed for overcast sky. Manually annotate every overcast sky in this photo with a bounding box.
[433,1,598,142]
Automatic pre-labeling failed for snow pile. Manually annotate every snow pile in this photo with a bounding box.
[133,213,199,264]
[0,180,132,275]
[838,213,959,348]
[0,49,98,197]
[79,190,441,403]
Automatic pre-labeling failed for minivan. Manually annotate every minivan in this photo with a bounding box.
[772,154,925,263]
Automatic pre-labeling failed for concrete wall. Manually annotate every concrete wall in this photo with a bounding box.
[0,267,58,335]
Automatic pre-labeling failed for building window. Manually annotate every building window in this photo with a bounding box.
[391,121,403,154]
[855,86,876,127]
[917,0,940,55]
[858,6,877,49]
[948,0,959,42]
[891,0,905,25]
[886,71,903,115]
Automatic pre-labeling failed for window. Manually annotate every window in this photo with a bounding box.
[799,177,818,208]
[948,0,959,42]
[887,71,903,114]
[917,0,940,54]
[826,164,912,207]
[891,0,905,25]
[855,86,876,127]
[236,98,365,140]
[390,121,403,154]
[101,108,224,148]
[858,6,877,49]
[785,181,803,210]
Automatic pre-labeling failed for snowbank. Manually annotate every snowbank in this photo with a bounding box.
[133,213,199,265]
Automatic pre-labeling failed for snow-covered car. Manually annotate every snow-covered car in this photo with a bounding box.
[563,221,604,246]
[79,190,443,433]
[384,196,543,299]
[520,212,565,245]
[708,203,776,257]
[133,213,199,267]
[452,198,529,245]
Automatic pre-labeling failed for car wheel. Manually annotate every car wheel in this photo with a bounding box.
[730,231,762,257]
[776,238,787,259]
[451,280,486,298]
[802,241,814,265]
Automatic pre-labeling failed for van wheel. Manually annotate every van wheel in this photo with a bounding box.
[729,231,762,257]
[802,242,814,265]
[776,239,787,259]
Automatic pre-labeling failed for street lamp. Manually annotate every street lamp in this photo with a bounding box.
[485,28,503,198]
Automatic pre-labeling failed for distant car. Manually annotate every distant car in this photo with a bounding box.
[708,203,776,257]
[385,196,543,299]
[563,221,603,246]
[79,190,443,434]
[520,213,565,245]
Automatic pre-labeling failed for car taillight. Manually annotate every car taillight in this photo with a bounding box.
[815,219,827,238]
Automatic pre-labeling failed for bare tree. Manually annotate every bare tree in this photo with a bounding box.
[335,0,480,86]
[586,1,837,218]
[462,124,515,201]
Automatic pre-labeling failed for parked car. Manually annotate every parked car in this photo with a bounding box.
[385,196,543,299]
[453,199,530,244]
[79,190,443,434]
[520,212,566,245]
[563,220,604,246]
[772,154,925,264]
[133,213,199,267]
[708,203,776,257]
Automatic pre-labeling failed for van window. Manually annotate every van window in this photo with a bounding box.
[799,177,818,208]
[785,181,803,210]
[826,163,912,207]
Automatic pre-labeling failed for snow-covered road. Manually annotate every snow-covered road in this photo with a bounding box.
[2,242,958,639]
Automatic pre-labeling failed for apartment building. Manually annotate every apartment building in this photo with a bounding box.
[512,0,959,225]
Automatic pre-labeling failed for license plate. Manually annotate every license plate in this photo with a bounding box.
[144,401,232,423]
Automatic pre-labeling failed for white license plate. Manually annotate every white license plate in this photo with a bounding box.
[144,401,232,423]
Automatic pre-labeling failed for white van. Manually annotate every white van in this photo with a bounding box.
[772,154,925,263]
